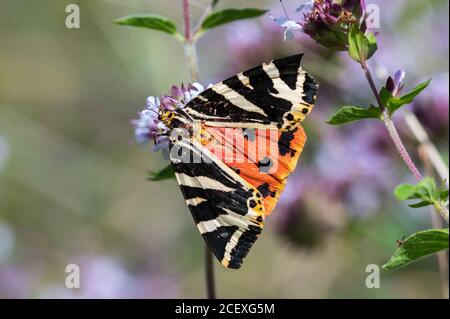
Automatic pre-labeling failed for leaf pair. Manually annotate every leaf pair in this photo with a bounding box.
[394,178,448,209]
[327,78,431,125]
[114,8,267,42]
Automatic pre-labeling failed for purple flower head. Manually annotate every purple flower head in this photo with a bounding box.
[131,83,206,153]
[300,0,367,51]
[385,70,406,98]
[159,83,205,111]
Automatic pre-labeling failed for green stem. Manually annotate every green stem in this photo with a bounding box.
[434,202,449,224]
[184,42,199,82]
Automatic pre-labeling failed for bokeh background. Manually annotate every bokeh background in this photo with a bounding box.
[0,0,448,298]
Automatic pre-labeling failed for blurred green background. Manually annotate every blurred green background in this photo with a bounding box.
[0,0,448,298]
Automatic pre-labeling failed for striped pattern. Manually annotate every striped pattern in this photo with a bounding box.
[169,54,318,269]
[183,54,318,130]
[171,139,264,269]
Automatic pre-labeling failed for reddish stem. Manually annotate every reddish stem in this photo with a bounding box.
[361,61,423,181]
[182,0,191,41]
[384,112,423,181]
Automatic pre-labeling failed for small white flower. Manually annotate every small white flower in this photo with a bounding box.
[269,14,303,41]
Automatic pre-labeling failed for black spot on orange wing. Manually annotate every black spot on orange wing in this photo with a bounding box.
[257,157,273,173]
[257,183,277,198]
[278,127,299,157]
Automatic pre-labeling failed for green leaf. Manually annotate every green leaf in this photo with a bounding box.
[366,32,378,59]
[409,201,432,208]
[327,106,382,125]
[383,228,449,270]
[394,178,436,201]
[391,79,431,114]
[439,189,449,202]
[394,177,445,208]
[147,165,175,181]
[348,24,370,63]
[114,14,183,40]
[200,8,267,31]
[379,80,432,116]
[379,87,392,107]
[394,184,420,201]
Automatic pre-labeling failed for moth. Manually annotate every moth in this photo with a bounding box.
[160,54,318,269]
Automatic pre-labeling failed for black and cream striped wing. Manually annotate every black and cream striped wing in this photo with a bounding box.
[183,54,318,130]
[170,138,265,269]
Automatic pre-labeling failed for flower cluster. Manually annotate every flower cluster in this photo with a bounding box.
[131,83,205,152]
[270,1,368,49]
[300,0,367,50]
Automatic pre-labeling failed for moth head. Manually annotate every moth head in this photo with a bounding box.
[159,110,176,128]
